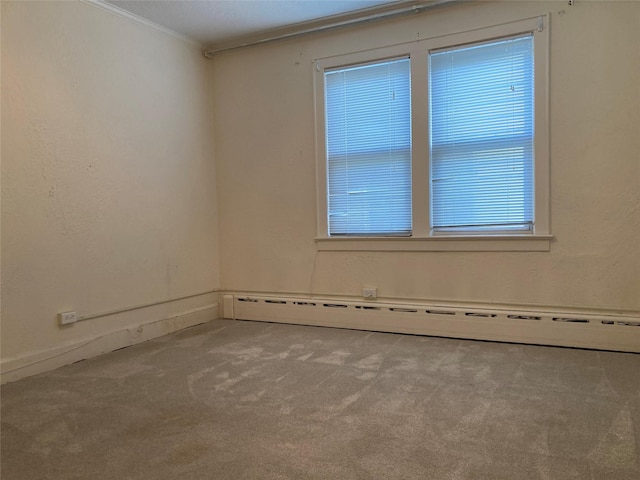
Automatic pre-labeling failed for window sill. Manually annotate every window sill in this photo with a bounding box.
[315,235,553,252]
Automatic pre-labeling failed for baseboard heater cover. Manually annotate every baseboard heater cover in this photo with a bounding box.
[228,295,640,353]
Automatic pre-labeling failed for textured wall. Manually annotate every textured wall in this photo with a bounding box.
[1,1,219,363]
[1,0,638,376]
[213,1,639,313]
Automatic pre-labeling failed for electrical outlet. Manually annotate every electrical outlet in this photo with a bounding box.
[363,287,377,300]
[58,311,77,325]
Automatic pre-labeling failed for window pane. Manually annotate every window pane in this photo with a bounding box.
[429,35,534,232]
[325,58,412,235]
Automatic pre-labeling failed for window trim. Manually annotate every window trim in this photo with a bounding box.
[314,16,551,252]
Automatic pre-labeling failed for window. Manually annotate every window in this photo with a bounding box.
[315,17,550,251]
[325,58,412,236]
[429,35,534,234]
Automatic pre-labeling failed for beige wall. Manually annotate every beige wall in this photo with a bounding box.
[1,1,219,377]
[1,0,638,380]
[213,1,639,313]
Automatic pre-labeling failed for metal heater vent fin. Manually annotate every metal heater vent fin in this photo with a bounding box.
[508,315,542,321]
[553,317,589,324]
[466,312,497,318]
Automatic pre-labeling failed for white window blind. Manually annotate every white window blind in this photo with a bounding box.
[429,35,534,233]
[325,57,412,236]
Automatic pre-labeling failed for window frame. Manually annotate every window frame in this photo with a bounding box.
[314,16,551,252]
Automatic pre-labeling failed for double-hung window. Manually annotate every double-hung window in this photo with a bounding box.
[325,58,412,236]
[315,17,550,251]
[430,35,534,234]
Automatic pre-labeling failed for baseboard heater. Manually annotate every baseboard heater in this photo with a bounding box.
[225,294,640,353]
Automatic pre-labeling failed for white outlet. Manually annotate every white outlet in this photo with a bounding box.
[58,311,77,325]
[362,287,377,299]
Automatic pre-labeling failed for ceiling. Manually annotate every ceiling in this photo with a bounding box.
[105,0,404,48]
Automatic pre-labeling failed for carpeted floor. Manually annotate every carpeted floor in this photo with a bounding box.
[1,319,639,479]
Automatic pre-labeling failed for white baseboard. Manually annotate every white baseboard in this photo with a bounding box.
[0,304,218,384]
[4,292,636,384]
[228,293,640,353]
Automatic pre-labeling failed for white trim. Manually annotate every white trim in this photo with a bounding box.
[315,234,552,251]
[82,0,202,48]
[411,51,431,238]
[1,304,218,384]
[535,14,552,235]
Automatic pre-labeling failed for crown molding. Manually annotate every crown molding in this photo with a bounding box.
[204,0,462,57]
[82,0,202,48]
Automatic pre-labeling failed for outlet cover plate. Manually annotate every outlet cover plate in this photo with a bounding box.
[363,287,377,299]
[58,311,77,325]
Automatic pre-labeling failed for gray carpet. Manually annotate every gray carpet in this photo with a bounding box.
[1,319,639,479]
